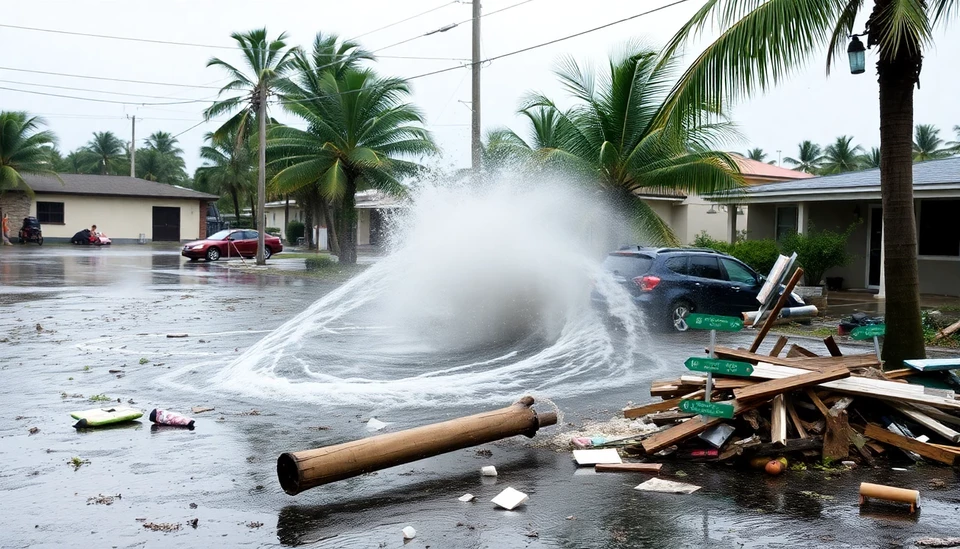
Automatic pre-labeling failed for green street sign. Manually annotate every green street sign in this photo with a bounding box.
[679,399,735,419]
[687,313,744,332]
[684,357,755,377]
[851,324,886,340]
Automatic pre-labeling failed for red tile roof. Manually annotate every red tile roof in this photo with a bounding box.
[733,155,815,181]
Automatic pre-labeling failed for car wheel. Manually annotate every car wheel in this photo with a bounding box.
[37,236,43,246]
[263,246,272,260]
[670,300,694,332]
[206,247,221,262]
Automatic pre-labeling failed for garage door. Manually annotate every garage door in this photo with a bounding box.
[152,206,181,241]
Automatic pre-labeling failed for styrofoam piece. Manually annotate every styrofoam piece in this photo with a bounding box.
[458,493,475,502]
[481,465,498,476]
[491,487,529,510]
[402,526,417,539]
[366,418,390,432]
[634,478,701,494]
[572,448,622,466]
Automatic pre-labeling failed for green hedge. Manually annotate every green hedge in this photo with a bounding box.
[692,231,784,275]
[286,221,305,244]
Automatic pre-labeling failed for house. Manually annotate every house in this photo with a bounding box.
[639,155,813,244]
[710,156,960,297]
[262,190,401,248]
[0,174,220,243]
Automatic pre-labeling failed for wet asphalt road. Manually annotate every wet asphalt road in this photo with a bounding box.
[1,245,959,549]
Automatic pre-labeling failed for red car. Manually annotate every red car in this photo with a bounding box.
[182,229,283,262]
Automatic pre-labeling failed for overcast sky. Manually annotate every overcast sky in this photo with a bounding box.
[2,0,958,175]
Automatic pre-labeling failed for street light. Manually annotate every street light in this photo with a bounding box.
[848,35,866,75]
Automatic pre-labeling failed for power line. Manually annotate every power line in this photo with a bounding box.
[0,85,215,106]
[171,119,209,139]
[0,65,222,89]
[348,1,462,41]
[1,79,216,101]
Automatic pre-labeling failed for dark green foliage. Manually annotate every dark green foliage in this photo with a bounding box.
[305,255,337,270]
[692,231,779,274]
[286,220,305,244]
[266,227,281,235]
[779,225,856,286]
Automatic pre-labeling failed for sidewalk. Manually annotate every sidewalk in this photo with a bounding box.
[822,290,960,318]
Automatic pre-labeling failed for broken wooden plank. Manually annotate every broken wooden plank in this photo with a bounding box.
[823,410,851,461]
[933,319,960,342]
[752,362,960,412]
[929,443,960,456]
[771,395,787,446]
[883,368,916,380]
[624,390,705,419]
[823,336,843,357]
[641,401,763,454]
[830,396,855,416]
[594,463,662,474]
[806,389,833,418]
[891,403,960,443]
[733,366,850,401]
[741,436,823,457]
[787,344,819,358]
[785,397,808,438]
[749,267,804,353]
[646,411,696,426]
[713,346,880,370]
[864,423,957,465]
[911,404,960,428]
[770,336,788,357]
[678,376,756,390]
[904,358,960,372]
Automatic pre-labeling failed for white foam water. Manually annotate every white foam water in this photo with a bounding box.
[212,180,655,408]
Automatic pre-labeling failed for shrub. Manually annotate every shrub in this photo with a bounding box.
[305,256,337,271]
[286,221,305,244]
[780,224,856,286]
[266,227,282,236]
[692,231,731,253]
[730,239,780,275]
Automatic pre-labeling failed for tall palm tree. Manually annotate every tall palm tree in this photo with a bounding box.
[501,46,742,244]
[268,38,436,264]
[745,148,767,162]
[661,0,959,364]
[194,131,255,224]
[783,141,824,173]
[859,146,882,168]
[0,111,59,195]
[820,136,865,174]
[59,149,87,174]
[912,124,951,161]
[205,28,295,265]
[482,107,562,171]
[137,131,187,184]
[83,131,125,175]
[946,125,960,154]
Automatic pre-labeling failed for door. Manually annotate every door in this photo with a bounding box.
[868,206,882,287]
[719,257,763,315]
[686,255,726,314]
[152,207,181,242]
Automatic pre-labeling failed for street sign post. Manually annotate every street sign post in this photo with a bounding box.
[679,399,735,419]
[684,357,754,377]
[851,324,885,360]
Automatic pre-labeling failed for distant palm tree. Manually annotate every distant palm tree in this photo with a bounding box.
[912,124,951,161]
[137,131,187,183]
[745,148,767,162]
[783,141,823,174]
[947,125,960,154]
[59,149,87,174]
[820,136,864,174]
[482,107,562,171]
[194,131,255,224]
[83,131,125,175]
[0,111,59,195]
[858,146,881,169]
[205,28,295,265]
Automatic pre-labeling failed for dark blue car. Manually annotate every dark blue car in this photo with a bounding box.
[599,247,804,331]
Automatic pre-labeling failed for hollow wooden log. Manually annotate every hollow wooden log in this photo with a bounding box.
[276,396,558,495]
[859,482,920,512]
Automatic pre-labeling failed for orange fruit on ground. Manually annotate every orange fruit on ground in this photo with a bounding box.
[765,460,784,475]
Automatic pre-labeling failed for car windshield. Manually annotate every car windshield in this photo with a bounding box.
[603,253,654,278]
[208,230,233,240]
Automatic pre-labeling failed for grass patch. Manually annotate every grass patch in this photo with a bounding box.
[69,457,90,471]
[771,323,836,338]
[272,252,333,260]
[139,357,149,365]
[88,393,111,402]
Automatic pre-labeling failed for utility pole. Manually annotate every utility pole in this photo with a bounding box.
[471,0,481,175]
[128,114,136,177]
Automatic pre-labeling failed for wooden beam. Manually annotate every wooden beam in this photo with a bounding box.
[771,395,787,446]
[770,336,788,357]
[624,390,705,419]
[750,267,804,353]
[823,410,850,461]
[785,397,808,438]
[787,344,819,358]
[933,319,960,341]
[594,463,662,474]
[806,389,833,417]
[713,346,880,370]
[929,443,960,456]
[742,436,823,457]
[911,404,960,428]
[641,400,763,454]
[864,423,957,465]
[678,376,756,390]
[891,403,960,443]
[823,336,843,357]
[734,366,850,401]
[882,368,915,380]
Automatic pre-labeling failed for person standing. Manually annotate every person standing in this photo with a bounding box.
[1,213,12,245]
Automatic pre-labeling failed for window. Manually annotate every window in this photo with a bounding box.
[688,256,723,280]
[242,230,259,240]
[919,199,960,256]
[602,253,653,278]
[776,206,798,241]
[36,202,64,224]
[664,256,688,275]
[721,258,757,285]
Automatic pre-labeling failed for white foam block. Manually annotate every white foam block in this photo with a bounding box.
[458,493,475,502]
[366,418,390,432]
[402,526,417,539]
[480,465,498,476]
[634,478,701,494]
[572,449,622,466]
[491,487,529,510]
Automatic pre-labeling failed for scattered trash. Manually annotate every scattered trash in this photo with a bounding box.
[841,460,857,468]
[366,418,389,432]
[246,521,263,528]
[71,406,143,428]
[149,409,195,429]
[143,522,181,532]
[86,494,121,505]
[572,448,622,466]
[191,406,215,414]
[634,478,701,494]
[594,463,662,474]
[166,333,188,338]
[698,424,736,448]
[916,538,960,548]
[402,526,417,540]
[481,465,498,477]
[859,482,920,513]
[491,487,529,510]
[28,427,39,435]
[458,493,476,502]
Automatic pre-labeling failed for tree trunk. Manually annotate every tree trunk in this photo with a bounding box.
[337,179,358,264]
[873,0,926,367]
[255,84,268,265]
[304,202,314,250]
[322,197,340,257]
[232,191,242,224]
[284,194,290,244]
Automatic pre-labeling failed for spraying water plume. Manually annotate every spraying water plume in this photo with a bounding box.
[213,179,654,408]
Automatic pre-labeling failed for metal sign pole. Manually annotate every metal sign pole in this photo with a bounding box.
[873,335,881,361]
[703,329,716,423]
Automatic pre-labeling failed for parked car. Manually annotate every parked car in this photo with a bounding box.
[597,246,803,332]
[181,229,283,262]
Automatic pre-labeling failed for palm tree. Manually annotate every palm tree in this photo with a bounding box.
[912,124,951,161]
[137,131,187,184]
[482,107,562,172]
[745,148,767,162]
[820,136,864,175]
[268,35,436,264]
[783,141,824,174]
[661,0,959,364]
[83,131,125,175]
[194,131,255,224]
[0,111,59,196]
[59,149,88,174]
[499,46,742,244]
[205,28,295,265]
[946,125,960,154]
[859,146,882,169]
